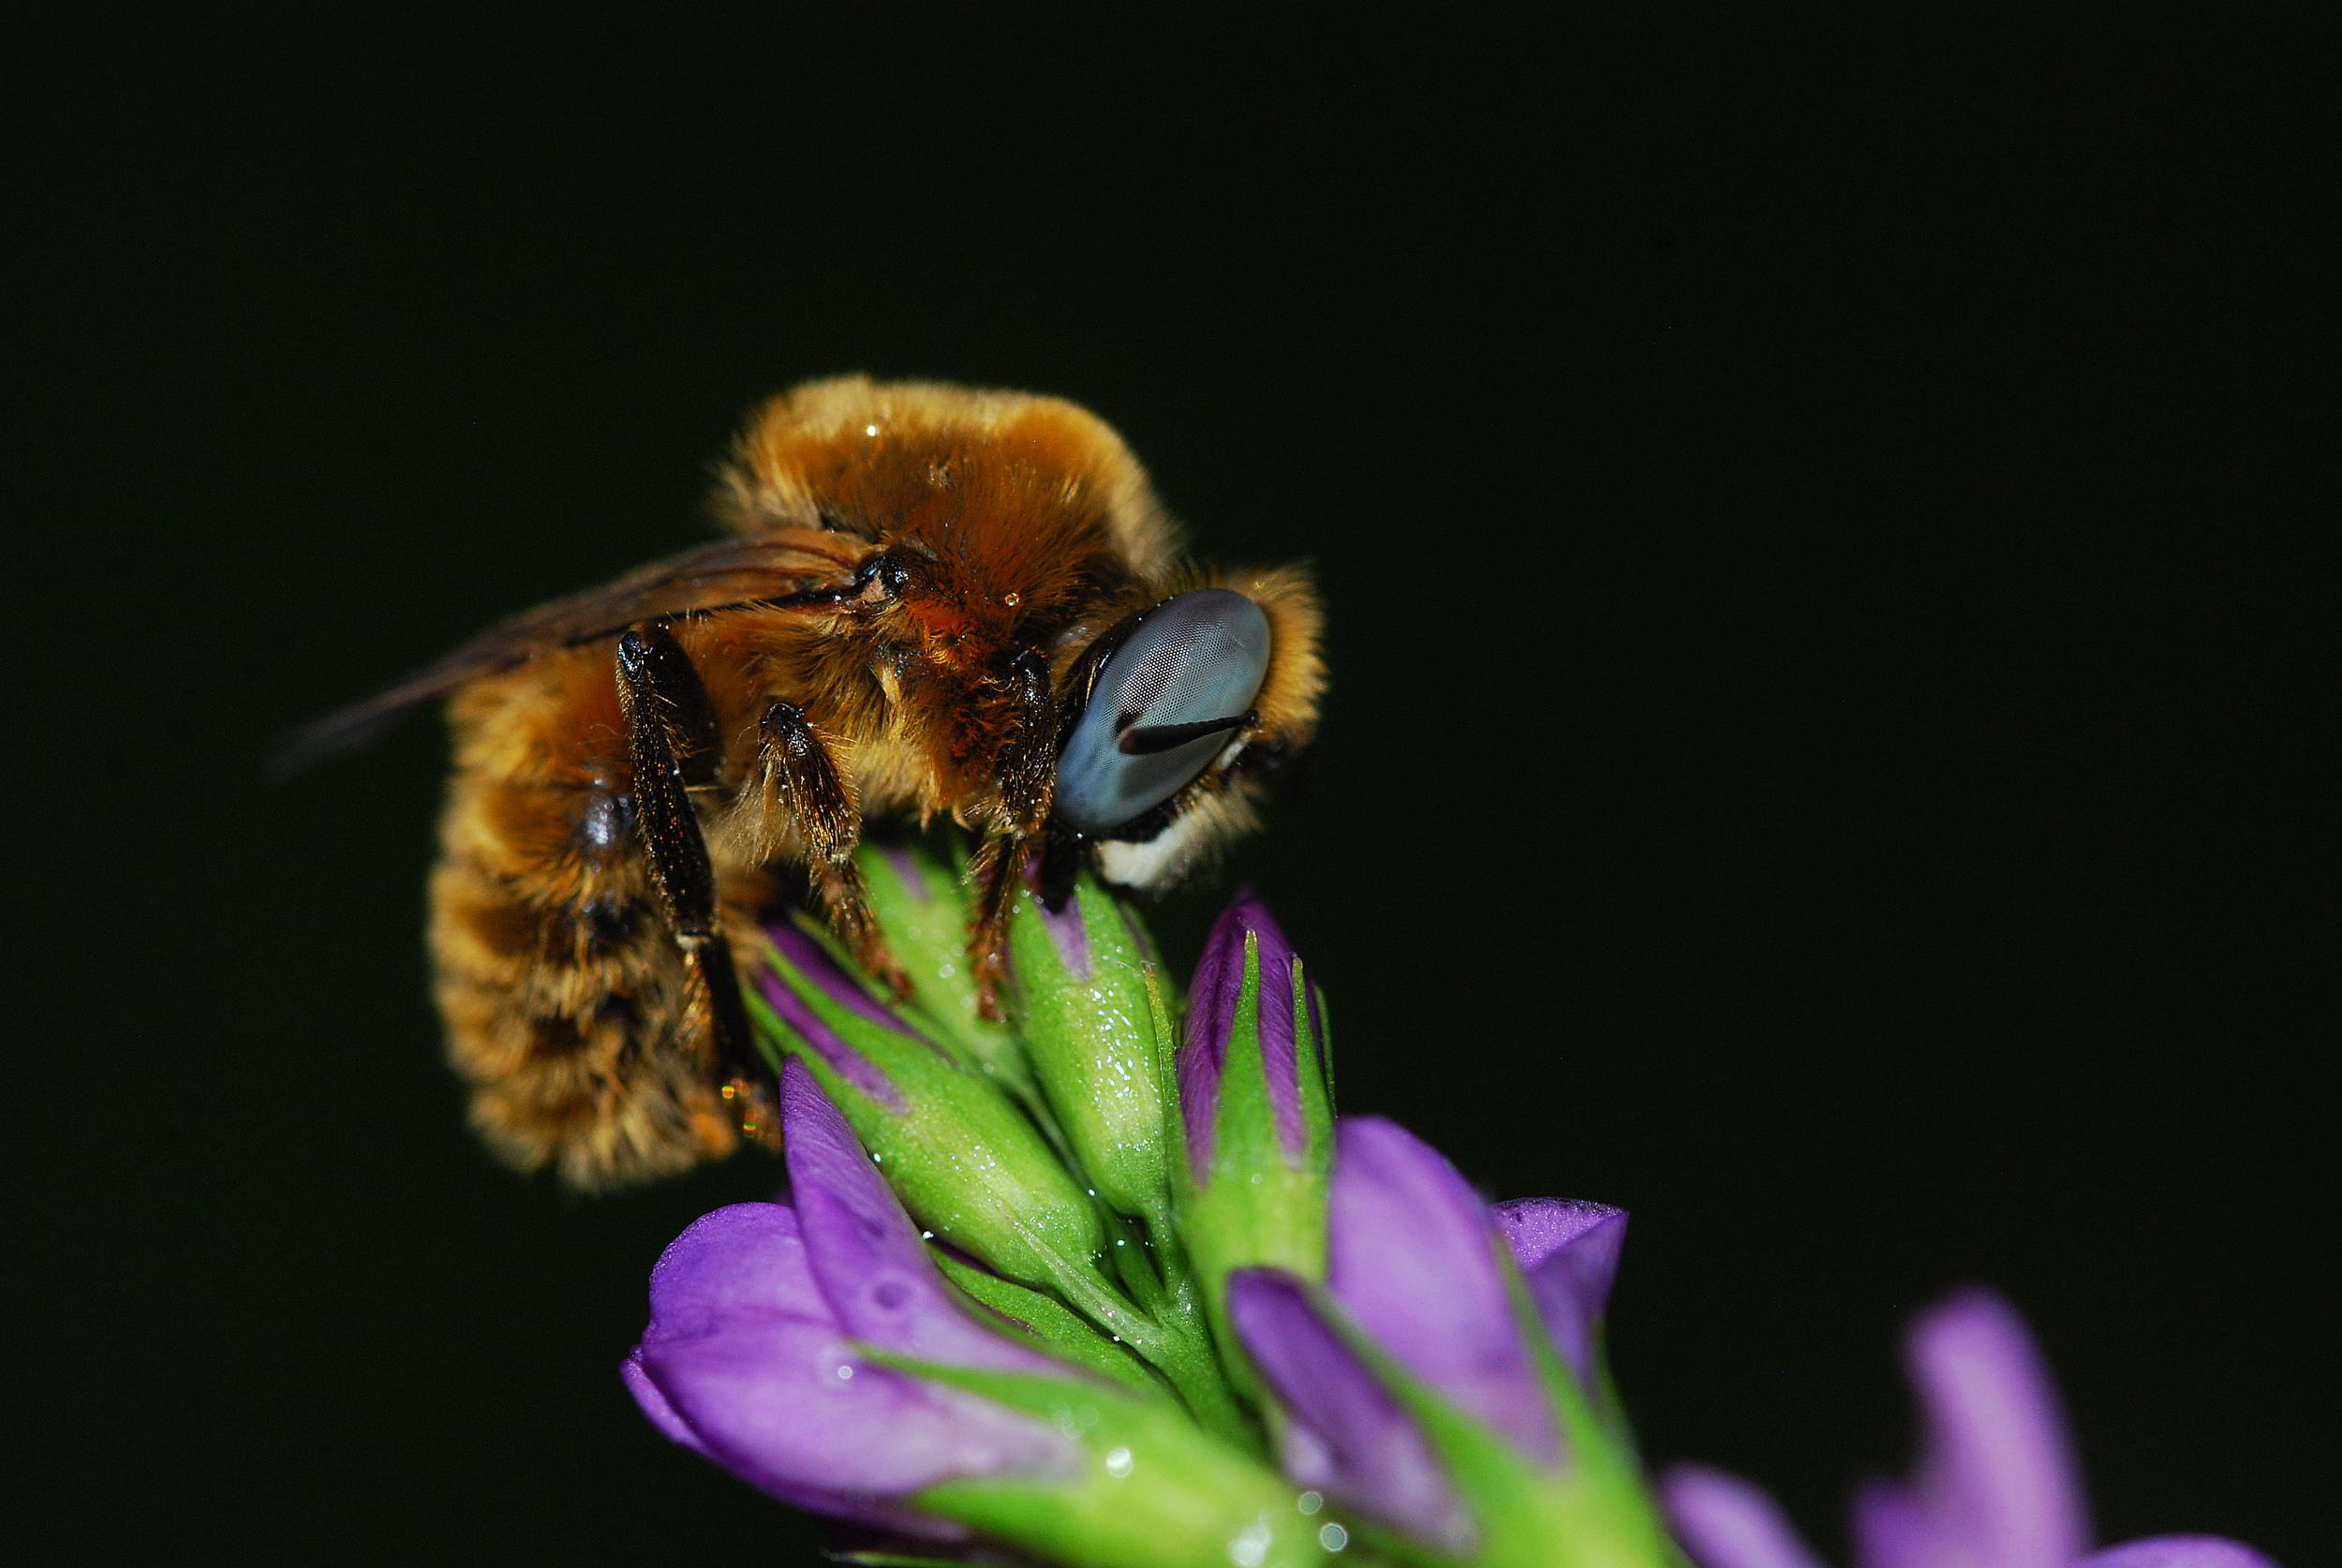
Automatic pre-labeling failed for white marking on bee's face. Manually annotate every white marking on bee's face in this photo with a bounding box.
[1095,808,1213,891]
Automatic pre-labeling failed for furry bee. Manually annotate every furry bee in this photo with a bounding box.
[294,377,1323,1189]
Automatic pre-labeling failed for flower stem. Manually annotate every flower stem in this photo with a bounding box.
[1038,1255,1254,1449]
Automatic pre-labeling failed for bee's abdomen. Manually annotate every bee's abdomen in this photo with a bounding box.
[428,770,741,1190]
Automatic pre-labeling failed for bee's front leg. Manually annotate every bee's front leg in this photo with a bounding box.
[615,622,774,1147]
[967,648,1059,1018]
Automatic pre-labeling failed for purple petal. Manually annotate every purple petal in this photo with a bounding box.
[1227,1268,1469,1553]
[1178,893,1305,1176]
[1035,887,1090,979]
[1900,1290,2089,1568]
[1327,1118,1562,1463]
[623,1348,715,1459]
[633,1300,1061,1531]
[1848,1476,1937,1568]
[2083,1539,2280,1568]
[767,922,923,1035]
[638,1203,833,1336]
[875,841,930,901]
[780,1059,1067,1376]
[626,1197,1067,1530]
[1493,1196,1622,1275]
[1663,1464,1831,1568]
[1492,1197,1628,1381]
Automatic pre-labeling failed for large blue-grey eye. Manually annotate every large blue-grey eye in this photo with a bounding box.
[1054,589,1271,836]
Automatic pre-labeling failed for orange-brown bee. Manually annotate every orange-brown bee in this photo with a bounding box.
[295,377,1323,1189]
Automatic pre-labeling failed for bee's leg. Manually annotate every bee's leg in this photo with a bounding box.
[967,649,1059,1016]
[964,836,1032,1020]
[749,700,906,994]
[615,623,774,1147]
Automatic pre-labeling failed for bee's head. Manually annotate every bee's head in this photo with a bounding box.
[1044,584,1317,894]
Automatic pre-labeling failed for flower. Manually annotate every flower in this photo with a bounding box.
[615,856,2278,1567]
[1226,1117,1670,1568]
[627,1059,1333,1567]
[1663,1290,2277,1568]
[623,1058,1087,1541]
[1174,895,1338,1358]
[1178,893,1330,1192]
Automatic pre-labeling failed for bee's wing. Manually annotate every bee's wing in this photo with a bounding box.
[274,532,865,775]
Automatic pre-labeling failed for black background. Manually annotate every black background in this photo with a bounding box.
[19,7,2331,1564]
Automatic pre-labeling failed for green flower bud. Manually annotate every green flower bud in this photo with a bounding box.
[749,919,1104,1290]
[1172,897,1336,1375]
[856,841,1037,1098]
[1008,875,1178,1226]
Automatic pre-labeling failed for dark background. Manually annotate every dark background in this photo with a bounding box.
[18,7,2331,1563]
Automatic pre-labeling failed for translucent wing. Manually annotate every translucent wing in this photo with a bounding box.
[274,531,867,773]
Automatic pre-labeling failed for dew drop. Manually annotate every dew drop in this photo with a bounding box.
[1297,1491,1323,1516]
[1317,1523,1348,1552]
[836,1363,855,1382]
[1103,1445,1133,1479]
[864,422,880,436]
[1227,1521,1272,1567]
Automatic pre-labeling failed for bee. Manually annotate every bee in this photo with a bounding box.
[291,377,1323,1189]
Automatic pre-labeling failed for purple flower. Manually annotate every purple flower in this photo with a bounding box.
[1664,1291,2277,1568]
[624,1060,1080,1539]
[1174,895,1338,1361]
[1226,1117,1633,1556]
[629,1059,1341,1567]
[1178,893,1327,1184]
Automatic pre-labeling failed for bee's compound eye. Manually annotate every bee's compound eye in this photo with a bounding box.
[1054,589,1271,836]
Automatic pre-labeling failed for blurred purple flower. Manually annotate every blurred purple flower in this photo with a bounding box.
[1664,1291,2276,1568]
[623,1060,1082,1539]
[1227,1117,1627,1551]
